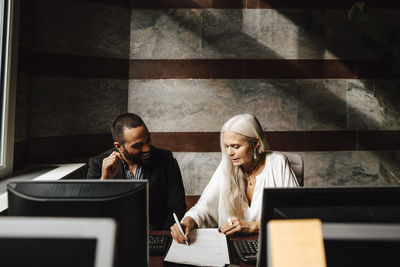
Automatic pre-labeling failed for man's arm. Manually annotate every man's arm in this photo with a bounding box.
[86,151,122,179]
[162,157,187,229]
[87,156,102,179]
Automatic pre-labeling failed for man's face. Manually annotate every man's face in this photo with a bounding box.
[116,125,152,165]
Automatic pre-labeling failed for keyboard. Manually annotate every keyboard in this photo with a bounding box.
[233,239,258,264]
[149,234,171,256]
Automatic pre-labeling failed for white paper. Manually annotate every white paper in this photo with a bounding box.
[164,228,230,267]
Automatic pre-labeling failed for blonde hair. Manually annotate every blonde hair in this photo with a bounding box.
[219,114,269,219]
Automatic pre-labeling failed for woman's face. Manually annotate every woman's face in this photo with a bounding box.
[223,131,255,167]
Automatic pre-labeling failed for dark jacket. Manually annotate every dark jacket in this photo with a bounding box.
[87,146,186,230]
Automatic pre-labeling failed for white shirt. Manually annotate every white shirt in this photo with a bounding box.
[184,152,299,228]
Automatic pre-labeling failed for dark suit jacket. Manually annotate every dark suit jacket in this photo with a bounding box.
[87,146,186,230]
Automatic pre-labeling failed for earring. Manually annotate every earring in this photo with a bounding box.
[253,151,257,160]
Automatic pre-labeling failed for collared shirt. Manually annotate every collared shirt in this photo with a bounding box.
[121,160,145,180]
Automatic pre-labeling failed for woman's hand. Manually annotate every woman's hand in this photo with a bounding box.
[219,217,259,235]
[170,216,197,244]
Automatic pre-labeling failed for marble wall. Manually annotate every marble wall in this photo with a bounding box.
[129,8,400,193]
[130,9,382,59]
[16,0,131,139]
[14,2,400,193]
[176,151,400,195]
[129,78,400,132]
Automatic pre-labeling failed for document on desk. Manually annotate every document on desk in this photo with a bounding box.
[164,228,230,267]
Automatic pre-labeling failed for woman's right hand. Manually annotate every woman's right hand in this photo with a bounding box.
[170,216,196,244]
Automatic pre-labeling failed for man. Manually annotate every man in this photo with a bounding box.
[87,113,186,230]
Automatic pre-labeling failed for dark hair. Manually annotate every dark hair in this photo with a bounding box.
[111,113,145,144]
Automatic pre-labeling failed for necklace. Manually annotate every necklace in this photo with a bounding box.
[246,161,258,186]
[245,156,261,187]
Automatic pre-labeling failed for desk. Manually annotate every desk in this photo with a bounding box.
[150,231,257,267]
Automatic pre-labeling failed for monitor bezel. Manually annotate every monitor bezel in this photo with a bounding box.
[257,186,400,267]
[0,217,116,267]
[6,179,149,267]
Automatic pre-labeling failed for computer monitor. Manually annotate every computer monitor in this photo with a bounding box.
[7,180,148,267]
[322,223,400,267]
[0,217,116,267]
[257,186,400,267]
[265,222,400,267]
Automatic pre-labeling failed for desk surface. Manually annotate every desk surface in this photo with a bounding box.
[150,231,257,267]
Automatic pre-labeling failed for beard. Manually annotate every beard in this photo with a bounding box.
[122,148,151,165]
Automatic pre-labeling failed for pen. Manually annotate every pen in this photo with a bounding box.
[173,212,189,246]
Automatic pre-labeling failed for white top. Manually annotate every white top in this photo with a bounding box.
[184,152,299,228]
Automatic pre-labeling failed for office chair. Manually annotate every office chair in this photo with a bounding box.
[280,152,304,187]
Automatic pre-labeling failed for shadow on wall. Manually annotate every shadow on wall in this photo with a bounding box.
[162,6,399,130]
[158,1,400,185]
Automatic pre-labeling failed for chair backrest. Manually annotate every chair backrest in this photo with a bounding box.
[280,152,304,186]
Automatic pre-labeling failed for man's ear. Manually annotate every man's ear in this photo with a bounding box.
[113,142,123,153]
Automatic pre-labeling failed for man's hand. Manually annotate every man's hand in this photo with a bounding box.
[101,151,122,180]
[170,216,197,244]
[219,217,259,235]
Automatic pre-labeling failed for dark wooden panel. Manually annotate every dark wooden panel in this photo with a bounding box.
[29,134,114,162]
[246,0,400,9]
[84,0,131,7]
[265,131,357,151]
[185,195,200,211]
[243,59,356,79]
[18,49,400,79]
[26,131,400,163]
[130,59,399,79]
[18,48,129,79]
[129,59,244,79]
[358,131,400,150]
[129,0,400,8]
[131,0,244,8]
[151,132,221,152]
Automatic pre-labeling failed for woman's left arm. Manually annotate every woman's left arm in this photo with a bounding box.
[219,217,260,235]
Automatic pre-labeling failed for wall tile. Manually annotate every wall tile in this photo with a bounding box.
[30,77,128,138]
[128,9,391,59]
[128,79,297,131]
[372,80,400,129]
[297,79,347,130]
[202,9,275,59]
[130,9,202,59]
[347,79,400,130]
[242,9,327,59]
[300,151,380,186]
[34,0,130,58]
[347,79,381,130]
[173,152,221,195]
[378,151,400,185]
[325,10,377,59]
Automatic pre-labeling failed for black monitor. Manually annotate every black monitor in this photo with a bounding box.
[7,180,148,267]
[257,186,400,267]
[322,223,400,267]
[265,222,400,267]
[0,217,116,267]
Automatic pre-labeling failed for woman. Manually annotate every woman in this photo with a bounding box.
[171,114,299,243]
